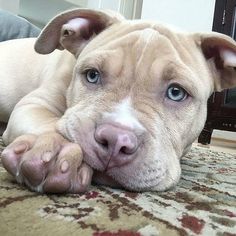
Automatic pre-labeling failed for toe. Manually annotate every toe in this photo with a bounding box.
[1,148,21,176]
[43,143,92,193]
[18,134,64,187]
[1,137,36,176]
[70,163,93,193]
[42,158,73,193]
[42,170,71,193]
[20,151,55,187]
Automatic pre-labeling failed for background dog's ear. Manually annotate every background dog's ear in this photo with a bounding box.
[34,8,124,56]
[195,32,236,91]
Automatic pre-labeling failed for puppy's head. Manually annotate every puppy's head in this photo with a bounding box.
[35,9,236,191]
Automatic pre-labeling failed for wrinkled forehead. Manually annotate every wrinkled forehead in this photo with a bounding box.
[79,21,198,72]
[80,21,196,60]
[77,21,211,97]
[80,23,172,58]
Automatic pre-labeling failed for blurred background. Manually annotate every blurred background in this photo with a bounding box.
[0,0,214,31]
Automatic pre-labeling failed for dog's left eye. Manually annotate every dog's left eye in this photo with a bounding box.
[166,84,188,102]
[86,69,100,84]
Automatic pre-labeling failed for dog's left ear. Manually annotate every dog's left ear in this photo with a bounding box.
[35,8,124,56]
[195,32,236,91]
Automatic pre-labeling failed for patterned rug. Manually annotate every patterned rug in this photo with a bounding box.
[0,137,236,236]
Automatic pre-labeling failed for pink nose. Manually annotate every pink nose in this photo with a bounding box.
[94,124,139,169]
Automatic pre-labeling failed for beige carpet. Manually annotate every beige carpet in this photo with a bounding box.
[0,137,236,236]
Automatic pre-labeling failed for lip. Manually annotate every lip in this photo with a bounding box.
[82,146,123,187]
[83,146,114,171]
[94,144,139,171]
[82,149,106,171]
[92,170,123,188]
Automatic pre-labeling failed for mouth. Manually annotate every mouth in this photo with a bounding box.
[60,120,176,192]
[82,149,168,191]
[92,170,123,188]
[82,149,125,189]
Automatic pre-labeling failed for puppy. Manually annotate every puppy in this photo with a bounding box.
[0,9,236,193]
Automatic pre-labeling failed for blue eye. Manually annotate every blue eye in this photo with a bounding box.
[86,69,100,84]
[166,84,188,102]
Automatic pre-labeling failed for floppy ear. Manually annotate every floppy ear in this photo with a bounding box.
[195,32,236,91]
[34,8,124,56]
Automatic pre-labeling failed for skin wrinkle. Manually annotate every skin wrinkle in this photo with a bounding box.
[33,93,64,116]
[67,107,94,142]
[135,29,158,75]
[79,49,125,82]
[80,21,153,55]
[162,62,199,97]
[109,156,167,190]
[163,100,197,156]
[146,29,212,101]
[124,94,160,140]
[153,25,197,66]
[126,35,169,140]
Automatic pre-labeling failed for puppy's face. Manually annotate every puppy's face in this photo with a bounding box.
[57,22,213,191]
[35,9,236,191]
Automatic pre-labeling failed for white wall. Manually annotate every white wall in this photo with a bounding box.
[87,0,142,19]
[141,0,215,32]
[0,0,19,14]
[16,0,140,28]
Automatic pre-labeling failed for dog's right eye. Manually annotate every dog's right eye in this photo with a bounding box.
[85,69,101,84]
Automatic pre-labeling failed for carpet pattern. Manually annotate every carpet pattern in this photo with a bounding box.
[0,137,236,236]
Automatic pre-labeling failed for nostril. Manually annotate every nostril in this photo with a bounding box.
[117,134,138,155]
[94,128,107,145]
[120,146,132,155]
[120,146,126,154]
[100,139,109,149]
[95,135,109,149]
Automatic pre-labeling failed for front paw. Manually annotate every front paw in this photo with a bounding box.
[1,132,93,193]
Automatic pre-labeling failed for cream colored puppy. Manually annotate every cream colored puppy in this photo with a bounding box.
[0,9,236,193]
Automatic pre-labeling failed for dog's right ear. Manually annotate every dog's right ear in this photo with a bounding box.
[34,8,124,56]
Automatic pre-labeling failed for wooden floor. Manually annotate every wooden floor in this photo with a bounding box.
[195,138,236,154]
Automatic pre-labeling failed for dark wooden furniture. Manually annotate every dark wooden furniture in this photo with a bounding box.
[198,0,236,144]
